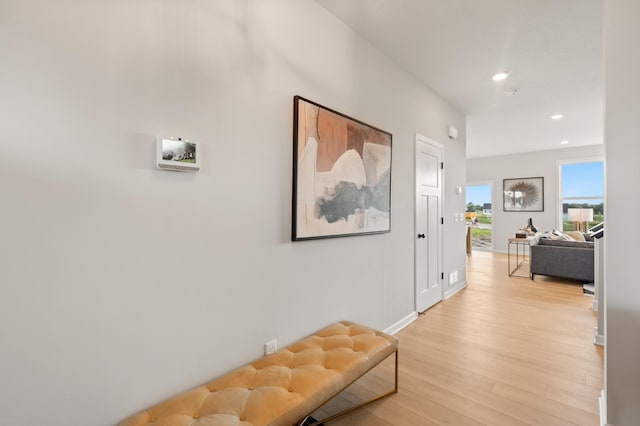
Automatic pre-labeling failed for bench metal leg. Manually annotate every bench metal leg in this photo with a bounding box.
[300,350,399,426]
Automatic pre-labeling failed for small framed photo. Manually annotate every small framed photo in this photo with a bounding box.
[503,176,544,211]
[156,135,200,171]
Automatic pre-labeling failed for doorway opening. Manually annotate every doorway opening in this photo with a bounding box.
[466,183,493,250]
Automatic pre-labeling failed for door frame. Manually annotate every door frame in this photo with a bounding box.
[414,133,445,313]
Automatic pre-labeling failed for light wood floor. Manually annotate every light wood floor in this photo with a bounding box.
[312,251,604,425]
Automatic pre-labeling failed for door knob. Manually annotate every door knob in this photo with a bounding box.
[417,233,426,239]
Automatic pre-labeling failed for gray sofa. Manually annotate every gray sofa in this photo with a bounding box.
[530,238,594,282]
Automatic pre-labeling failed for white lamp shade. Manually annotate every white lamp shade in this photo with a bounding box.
[567,208,581,221]
[581,208,594,222]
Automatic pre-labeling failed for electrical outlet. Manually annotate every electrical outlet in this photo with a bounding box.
[449,270,459,285]
[264,339,277,355]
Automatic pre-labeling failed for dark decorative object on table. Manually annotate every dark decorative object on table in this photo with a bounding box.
[527,218,538,233]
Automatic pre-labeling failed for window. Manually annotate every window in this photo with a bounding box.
[559,160,604,231]
[466,183,492,249]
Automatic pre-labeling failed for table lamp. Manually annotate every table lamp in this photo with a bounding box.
[568,208,594,231]
[568,208,581,231]
[580,208,594,232]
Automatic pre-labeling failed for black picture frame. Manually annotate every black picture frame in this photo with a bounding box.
[503,176,544,212]
[292,96,392,241]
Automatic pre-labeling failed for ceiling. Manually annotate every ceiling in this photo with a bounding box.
[316,0,603,159]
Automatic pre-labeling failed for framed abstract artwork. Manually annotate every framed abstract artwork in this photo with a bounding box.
[503,176,544,212]
[292,96,392,240]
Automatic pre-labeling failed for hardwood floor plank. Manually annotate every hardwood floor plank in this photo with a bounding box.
[492,381,599,426]
[545,385,601,415]
[411,380,530,426]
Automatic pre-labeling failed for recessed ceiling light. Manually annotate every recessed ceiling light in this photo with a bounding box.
[551,114,564,120]
[560,140,569,145]
[492,72,510,81]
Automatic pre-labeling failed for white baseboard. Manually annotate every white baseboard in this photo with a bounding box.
[593,300,599,311]
[445,280,468,299]
[385,281,468,335]
[384,311,418,335]
[599,390,608,426]
[593,327,604,346]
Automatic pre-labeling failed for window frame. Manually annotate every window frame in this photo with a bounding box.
[556,157,605,231]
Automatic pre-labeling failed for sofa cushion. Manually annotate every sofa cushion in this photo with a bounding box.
[540,229,573,240]
[564,231,586,241]
[537,239,593,249]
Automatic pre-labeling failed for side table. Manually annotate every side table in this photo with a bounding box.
[508,236,535,278]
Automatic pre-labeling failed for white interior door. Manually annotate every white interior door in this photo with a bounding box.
[415,135,443,313]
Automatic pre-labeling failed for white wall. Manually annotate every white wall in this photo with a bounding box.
[440,129,468,295]
[0,1,466,425]
[466,145,604,252]
[604,0,640,424]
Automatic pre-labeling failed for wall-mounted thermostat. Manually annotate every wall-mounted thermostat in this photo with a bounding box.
[156,135,200,171]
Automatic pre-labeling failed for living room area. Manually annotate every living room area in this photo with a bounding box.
[466,145,604,255]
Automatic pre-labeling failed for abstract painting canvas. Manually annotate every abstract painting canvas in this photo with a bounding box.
[292,96,392,240]
[503,176,544,212]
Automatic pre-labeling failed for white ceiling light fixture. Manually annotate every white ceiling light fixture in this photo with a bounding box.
[551,114,564,120]
[560,140,569,145]
[492,72,510,81]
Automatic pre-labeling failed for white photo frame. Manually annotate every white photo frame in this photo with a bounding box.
[156,135,200,171]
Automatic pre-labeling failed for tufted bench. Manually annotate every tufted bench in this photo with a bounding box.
[120,321,398,426]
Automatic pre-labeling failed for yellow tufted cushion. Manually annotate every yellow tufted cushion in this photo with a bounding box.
[120,321,398,426]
